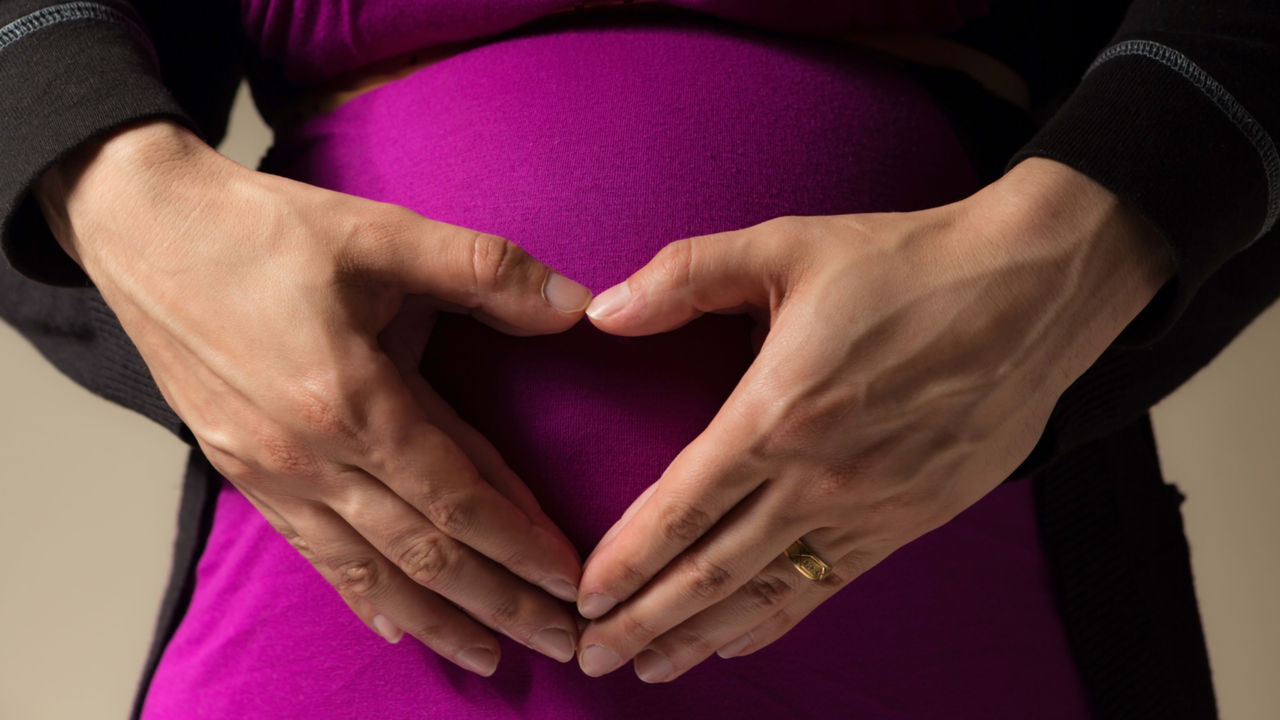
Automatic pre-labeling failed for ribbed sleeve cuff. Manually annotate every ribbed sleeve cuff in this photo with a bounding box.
[0,2,193,286]
[1008,39,1277,348]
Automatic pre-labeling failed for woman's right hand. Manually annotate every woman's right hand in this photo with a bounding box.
[34,119,591,675]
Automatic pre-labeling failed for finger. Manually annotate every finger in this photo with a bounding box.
[345,348,584,600]
[233,486,502,675]
[347,595,406,645]
[714,544,873,661]
[350,204,592,334]
[231,487,405,641]
[576,425,762,621]
[585,221,795,335]
[634,553,814,682]
[290,504,511,675]
[379,296,550,522]
[327,477,580,664]
[403,370,571,559]
[577,310,812,621]
[586,480,660,567]
[379,304,580,582]
[577,487,801,677]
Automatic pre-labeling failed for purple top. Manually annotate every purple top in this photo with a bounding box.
[243,0,993,83]
[142,3,1093,718]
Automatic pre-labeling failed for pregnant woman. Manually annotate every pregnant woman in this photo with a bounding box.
[3,1,1276,719]
[141,4,1099,717]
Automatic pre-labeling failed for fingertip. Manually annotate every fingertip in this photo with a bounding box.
[371,614,404,644]
[543,272,593,314]
[529,523,585,589]
[579,643,623,677]
[540,576,580,603]
[457,646,500,676]
[634,648,675,683]
[578,592,617,620]
[585,281,632,321]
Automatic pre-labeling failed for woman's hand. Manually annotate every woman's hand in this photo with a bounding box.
[572,157,1175,682]
[35,119,592,675]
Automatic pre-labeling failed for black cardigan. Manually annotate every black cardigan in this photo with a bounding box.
[1,1,1277,718]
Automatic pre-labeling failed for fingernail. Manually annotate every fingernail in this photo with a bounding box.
[540,577,579,603]
[717,632,752,659]
[579,644,621,677]
[585,282,631,319]
[634,648,675,683]
[578,593,617,620]
[457,647,498,676]
[530,628,577,663]
[371,614,403,644]
[544,272,592,313]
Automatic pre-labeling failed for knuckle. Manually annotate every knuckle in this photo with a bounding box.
[667,627,716,658]
[607,557,652,597]
[333,558,382,597]
[271,522,313,555]
[469,231,524,294]
[286,533,317,561]
[488,594,524,627]
[202,442,256,481]
[200,421,290,480]
[257,432,320,477]
[653,238,695,287]
[347,208,409,263]
[620,611,661,645]
[393,533,452,587]
[657,499,713,546]
[742,573,795,611]
[795,468,858,511]
[761,214,806,236]
[284,380,364,443]
[423,490,476,538]
[771,395,854,451]
[372,423,452,479]
[402,615,453,644]
[680,555,734,602]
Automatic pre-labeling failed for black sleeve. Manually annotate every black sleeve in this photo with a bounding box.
[2,0,184,283]
[0,0,241,442]
[1007,0,1280,348]
[1001,0,1280,479]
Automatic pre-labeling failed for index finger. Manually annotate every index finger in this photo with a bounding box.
[347,347,584,601]
[574,411,763,620]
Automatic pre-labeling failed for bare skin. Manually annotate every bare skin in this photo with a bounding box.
[34,118,595,675]
[574,157,1174,682]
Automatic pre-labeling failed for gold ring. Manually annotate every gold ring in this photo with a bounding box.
[784,538,833,581]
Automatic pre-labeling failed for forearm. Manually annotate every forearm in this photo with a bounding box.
[967,157,1174,394]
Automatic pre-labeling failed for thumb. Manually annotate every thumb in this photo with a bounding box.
[585,227,782,336]
[351,204,592,336]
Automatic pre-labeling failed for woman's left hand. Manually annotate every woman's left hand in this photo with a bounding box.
[572,158,1174,682]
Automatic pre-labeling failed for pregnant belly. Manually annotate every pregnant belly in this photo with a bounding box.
[265,15,978,549]
[143,15,1092,720]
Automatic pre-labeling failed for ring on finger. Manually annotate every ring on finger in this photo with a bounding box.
[783,537,832,581]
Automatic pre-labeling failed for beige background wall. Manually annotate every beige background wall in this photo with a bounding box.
[1,85,1277,718]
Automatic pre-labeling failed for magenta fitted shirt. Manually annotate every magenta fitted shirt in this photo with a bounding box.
[142,3,1094,718]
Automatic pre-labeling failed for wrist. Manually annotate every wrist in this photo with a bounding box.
[961,157,1175,384]
[33,119,220,272]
